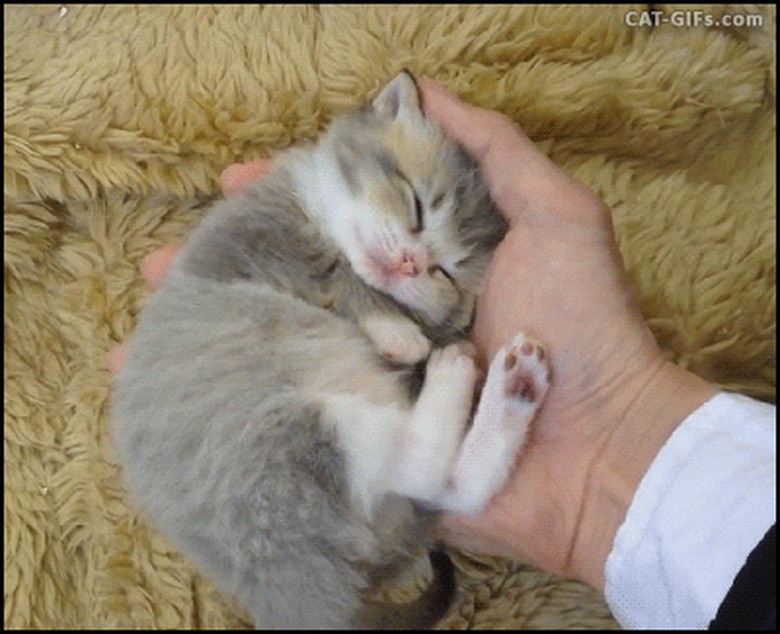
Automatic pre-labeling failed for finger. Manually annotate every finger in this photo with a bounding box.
[436,512,519,560]
[419,77,602,223]
[112,162,272,377]
[140,243,182,290]
[418,78,542,217]
[418,77,532,161]
[108,343,127,375]
[140,160,272,289]
[220,158,274,197]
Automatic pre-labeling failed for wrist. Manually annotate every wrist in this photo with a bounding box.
[569,359,719,591]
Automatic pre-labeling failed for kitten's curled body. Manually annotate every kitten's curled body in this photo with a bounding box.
[113,73,549,628]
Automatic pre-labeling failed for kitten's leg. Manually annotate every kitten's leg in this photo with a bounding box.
[434,331,550,515]
[388,342,480,502]
[359,313,432,364]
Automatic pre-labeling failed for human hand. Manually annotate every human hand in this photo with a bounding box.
[419,78,718,591]
[107,160,273,374]
[108,80,718,594]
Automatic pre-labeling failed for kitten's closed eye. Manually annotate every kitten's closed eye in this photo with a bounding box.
[428,265,455,285]
[412,192,424,234]
[430,192,445,210]
[394,169,424,234]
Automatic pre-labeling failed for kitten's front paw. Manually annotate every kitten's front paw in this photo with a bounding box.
[361,314,431,365]
[425,342,479,397]
[498,332,550,418]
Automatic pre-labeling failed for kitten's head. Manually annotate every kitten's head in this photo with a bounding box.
[312,71,508,329]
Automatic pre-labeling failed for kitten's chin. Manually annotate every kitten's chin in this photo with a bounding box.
[388,279,459,326]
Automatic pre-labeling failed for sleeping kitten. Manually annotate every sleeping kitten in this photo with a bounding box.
[112,71,550,628]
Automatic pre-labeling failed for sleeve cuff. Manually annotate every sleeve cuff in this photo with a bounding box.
[604,391,776,629]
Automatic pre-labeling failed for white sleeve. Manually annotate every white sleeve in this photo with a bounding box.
[603,391,776,629]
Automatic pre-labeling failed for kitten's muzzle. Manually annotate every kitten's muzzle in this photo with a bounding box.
[399,248,427,276]
[370,247,429,282]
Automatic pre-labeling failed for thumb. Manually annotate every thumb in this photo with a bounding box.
[220,158,274,198]
[418,77,530,163]
[418,78,599,224]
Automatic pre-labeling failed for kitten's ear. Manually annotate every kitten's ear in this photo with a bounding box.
[372,70,424,123]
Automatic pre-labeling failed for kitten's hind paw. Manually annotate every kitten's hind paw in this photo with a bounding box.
[502,333,550,407]
[474,331,550,435]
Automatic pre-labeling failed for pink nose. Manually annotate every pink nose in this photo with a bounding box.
[399,249,427,277]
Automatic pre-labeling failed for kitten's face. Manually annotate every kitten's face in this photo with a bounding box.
[314,72,507,327]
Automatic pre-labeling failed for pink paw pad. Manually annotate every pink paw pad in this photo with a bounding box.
[502,337,549,403]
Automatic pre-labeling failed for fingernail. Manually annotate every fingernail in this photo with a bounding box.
[141,243,181,289]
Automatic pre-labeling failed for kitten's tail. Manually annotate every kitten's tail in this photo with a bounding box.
[355,548,456,629]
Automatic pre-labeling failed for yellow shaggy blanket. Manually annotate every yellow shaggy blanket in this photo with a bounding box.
[5,5,775,629]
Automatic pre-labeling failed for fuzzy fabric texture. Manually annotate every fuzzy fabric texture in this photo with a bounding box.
[5,4,775,629]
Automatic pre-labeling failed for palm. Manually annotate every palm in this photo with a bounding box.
[440,196,663,576]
